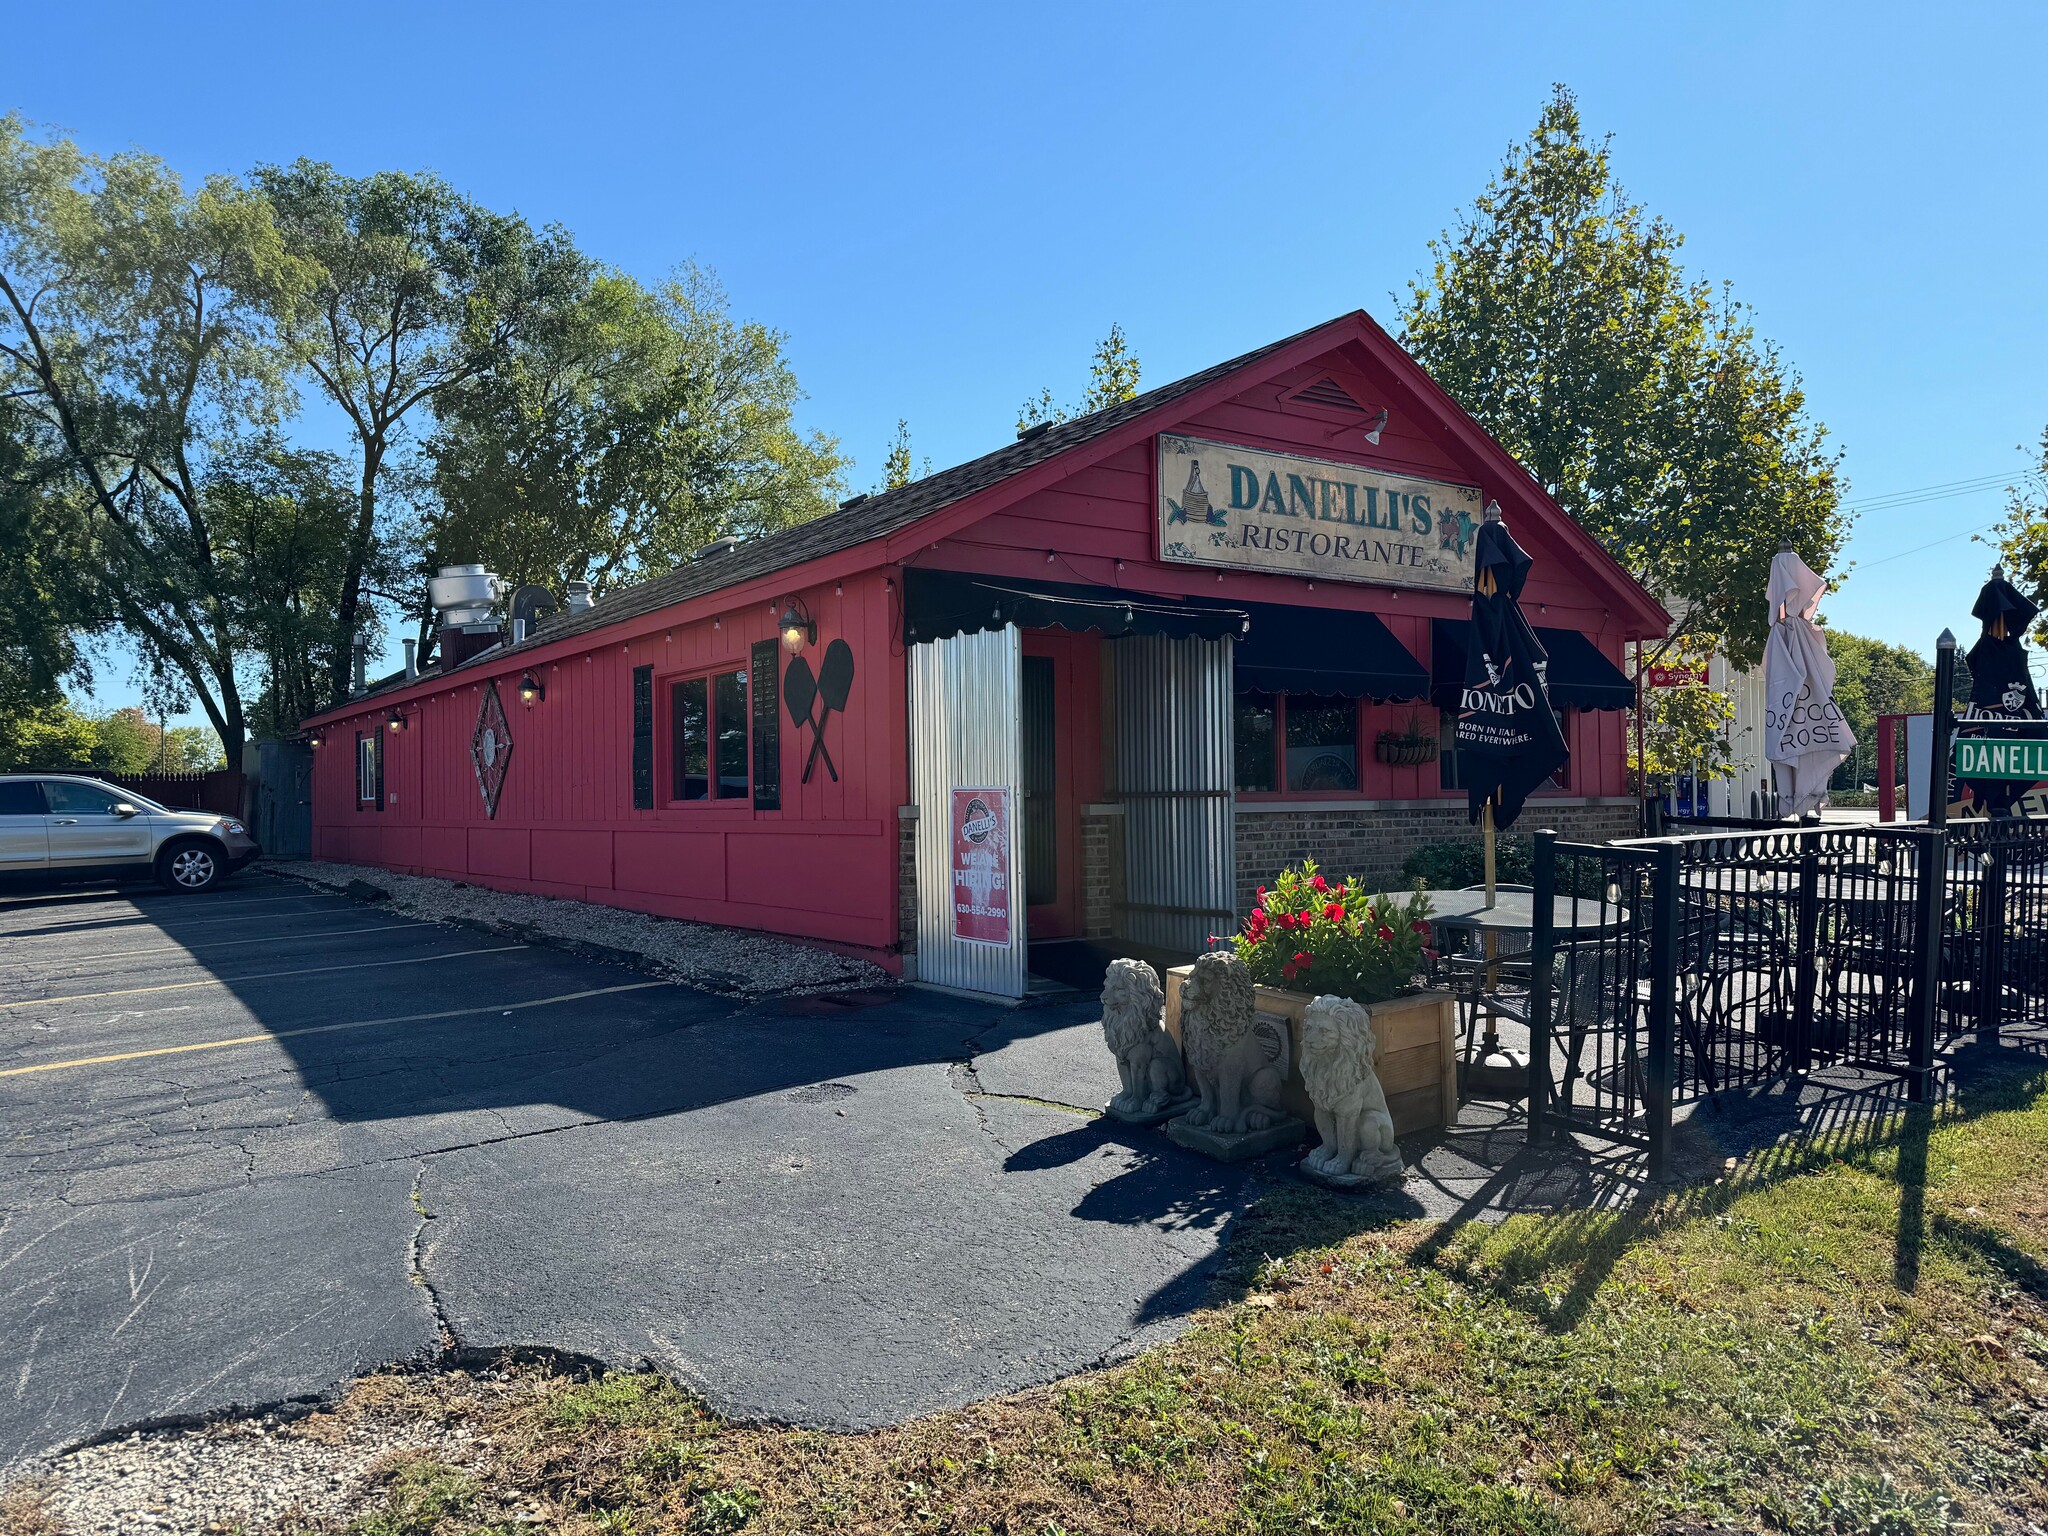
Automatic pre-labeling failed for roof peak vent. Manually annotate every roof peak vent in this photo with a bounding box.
[693,536,741,561]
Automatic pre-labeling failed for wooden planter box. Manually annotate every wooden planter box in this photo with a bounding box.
[1162,970,1458,1138]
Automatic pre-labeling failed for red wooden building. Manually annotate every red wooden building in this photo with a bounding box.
[303,312,1668,998]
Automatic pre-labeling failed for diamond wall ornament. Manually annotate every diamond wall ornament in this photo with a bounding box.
[471,680,513,818]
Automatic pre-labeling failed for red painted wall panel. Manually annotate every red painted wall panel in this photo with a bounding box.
[615,830,729,902]
[533,828,613,891]
[468,826,532,881]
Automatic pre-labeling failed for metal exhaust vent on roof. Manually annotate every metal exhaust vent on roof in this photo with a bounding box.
[1290,377,1370,413]
[839,493,870,511]
[694,536,741,560]
[1017,420,1054,441]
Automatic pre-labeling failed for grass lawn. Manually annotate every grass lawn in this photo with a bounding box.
[36,1059,2048,1536]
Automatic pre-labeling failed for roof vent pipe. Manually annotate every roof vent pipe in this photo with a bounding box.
[350,640,369,695]
[402,638,418,680]
[564,580,593,613]
[693,536,741,561]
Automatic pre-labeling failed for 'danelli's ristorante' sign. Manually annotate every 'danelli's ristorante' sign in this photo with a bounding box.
[1157,433,1484,592]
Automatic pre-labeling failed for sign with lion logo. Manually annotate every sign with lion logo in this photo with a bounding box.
[1157,433,1483,593]
[950,786,1012,946]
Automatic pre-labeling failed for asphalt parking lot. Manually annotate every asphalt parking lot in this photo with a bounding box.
[0,871,1259,1469]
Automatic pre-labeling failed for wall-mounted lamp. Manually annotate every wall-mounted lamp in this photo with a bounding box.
[386,709,406,733]
[517,673,545,705]
[309,735,323,749]
[779,597,816,655]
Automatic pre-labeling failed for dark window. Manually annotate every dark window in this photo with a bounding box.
[1234,691,1276,792]
[0,781,47,815]
[671,668,750,804]
[1438,709,1464,791]
[714,670,748,800]
[1284,694,1357,792]
[672,678,708,801]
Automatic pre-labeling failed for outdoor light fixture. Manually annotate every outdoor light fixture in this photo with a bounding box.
[517,673,545,706]
[779,598,816,656]
[386,709,405,733]
[1363,407,1389,446]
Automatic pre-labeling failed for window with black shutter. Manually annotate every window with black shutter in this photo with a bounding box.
[631,664,654,809]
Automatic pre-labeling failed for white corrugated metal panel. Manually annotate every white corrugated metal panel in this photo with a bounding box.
[1112,634,1236,953]
[909,626,1028,998]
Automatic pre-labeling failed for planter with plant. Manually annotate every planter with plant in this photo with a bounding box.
[1162,860,1460,1140]
[1374,715,1440,766]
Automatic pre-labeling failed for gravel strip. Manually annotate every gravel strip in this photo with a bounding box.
[263,857,891,998]
[3,1394,477,1535]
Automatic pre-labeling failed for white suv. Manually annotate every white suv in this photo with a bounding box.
[0,775,261,893]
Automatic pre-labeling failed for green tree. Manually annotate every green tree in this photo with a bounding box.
[1989,427,2048,643]
[0,696,97,770]
[254,161,590,701]
[0,115,309,760]
[881,418,929,490]
[1823,628,1935,790]
[1016,324,1142,434]
[415,263,844,615]
[1400,86,1846,669]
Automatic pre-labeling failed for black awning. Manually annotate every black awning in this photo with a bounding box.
[903,569,1248,644]
[1430,618,1635,711]
[1235,602,1429,701]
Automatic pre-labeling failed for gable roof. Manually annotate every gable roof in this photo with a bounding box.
[308,311,1667,723]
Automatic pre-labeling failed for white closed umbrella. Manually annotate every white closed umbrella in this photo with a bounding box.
[1763,549,1855,815]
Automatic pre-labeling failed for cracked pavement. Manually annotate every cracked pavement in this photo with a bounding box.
[0,874,1259,1468]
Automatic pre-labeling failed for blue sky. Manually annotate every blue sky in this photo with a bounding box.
[9,1,2046,722]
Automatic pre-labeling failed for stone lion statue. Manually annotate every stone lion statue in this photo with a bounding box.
[1100,959,1194,1121]
[1179,950,1289,1135]
[1299,995,1404,1187]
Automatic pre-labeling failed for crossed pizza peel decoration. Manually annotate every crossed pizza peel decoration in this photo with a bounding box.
[471,680,512,818]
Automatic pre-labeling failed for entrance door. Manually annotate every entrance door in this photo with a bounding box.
[1112,633,1236,954]
[908,625,1028,998]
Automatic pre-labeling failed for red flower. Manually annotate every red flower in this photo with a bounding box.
[1280,960,1298,981]
[1377,925,1396,942]
[1309,875,1328,893]
[1324,903,1345,923]
[1293,950,1313,969]
[1411,920,1433,936]
[1256,885,1267,901]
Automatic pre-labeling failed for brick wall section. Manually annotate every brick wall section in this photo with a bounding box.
[1080,808,1122,939]
[898,806,919,954]
[1233,800,1641,915]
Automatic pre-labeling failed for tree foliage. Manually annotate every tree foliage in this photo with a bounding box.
[881,417,929,491]
[0,696,222,772]
[1016,324,1142,434]
[415,263,844,611]
[1400,86,1847,670]
[254,160,592,699]
[1990,427,2048,645]
[0,114,308,760]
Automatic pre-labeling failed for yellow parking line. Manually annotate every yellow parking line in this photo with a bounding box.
[0,945,526,1010]
[0,981,669,1078]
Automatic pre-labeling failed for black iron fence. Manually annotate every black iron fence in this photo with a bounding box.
[1526,821,1973,1178]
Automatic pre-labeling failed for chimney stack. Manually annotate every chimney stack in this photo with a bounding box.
[350,640,368,695]
[564,581,593,613]
[402,638,418,680]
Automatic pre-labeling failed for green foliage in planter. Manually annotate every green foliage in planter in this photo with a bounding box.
[1229,859,1434,1005]
[1399,836,1613,898]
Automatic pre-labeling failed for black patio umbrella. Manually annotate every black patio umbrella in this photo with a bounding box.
[1958,567,2042,815]
[1454,511,1569,833]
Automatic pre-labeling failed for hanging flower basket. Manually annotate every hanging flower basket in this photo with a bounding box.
[1375,730,1440,766]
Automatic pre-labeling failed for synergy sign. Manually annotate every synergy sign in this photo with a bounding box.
[1157,433,1484,593]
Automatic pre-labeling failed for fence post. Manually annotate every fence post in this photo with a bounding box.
[1646,840,1680,1182]
[1527,830,1559,1140]
[1910,826,1946,1104]
[1792,834,1821,1074]
[1977,837,2006,1044]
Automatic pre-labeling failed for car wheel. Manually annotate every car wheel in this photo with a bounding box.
[156,839,223,893]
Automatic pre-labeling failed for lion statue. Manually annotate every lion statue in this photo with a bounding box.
[1099,959,1195,1122]
[1178,950,1290,1135]
[1298,995,1404,1187]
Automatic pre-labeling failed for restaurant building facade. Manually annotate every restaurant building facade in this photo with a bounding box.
[303,311,1668,998]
